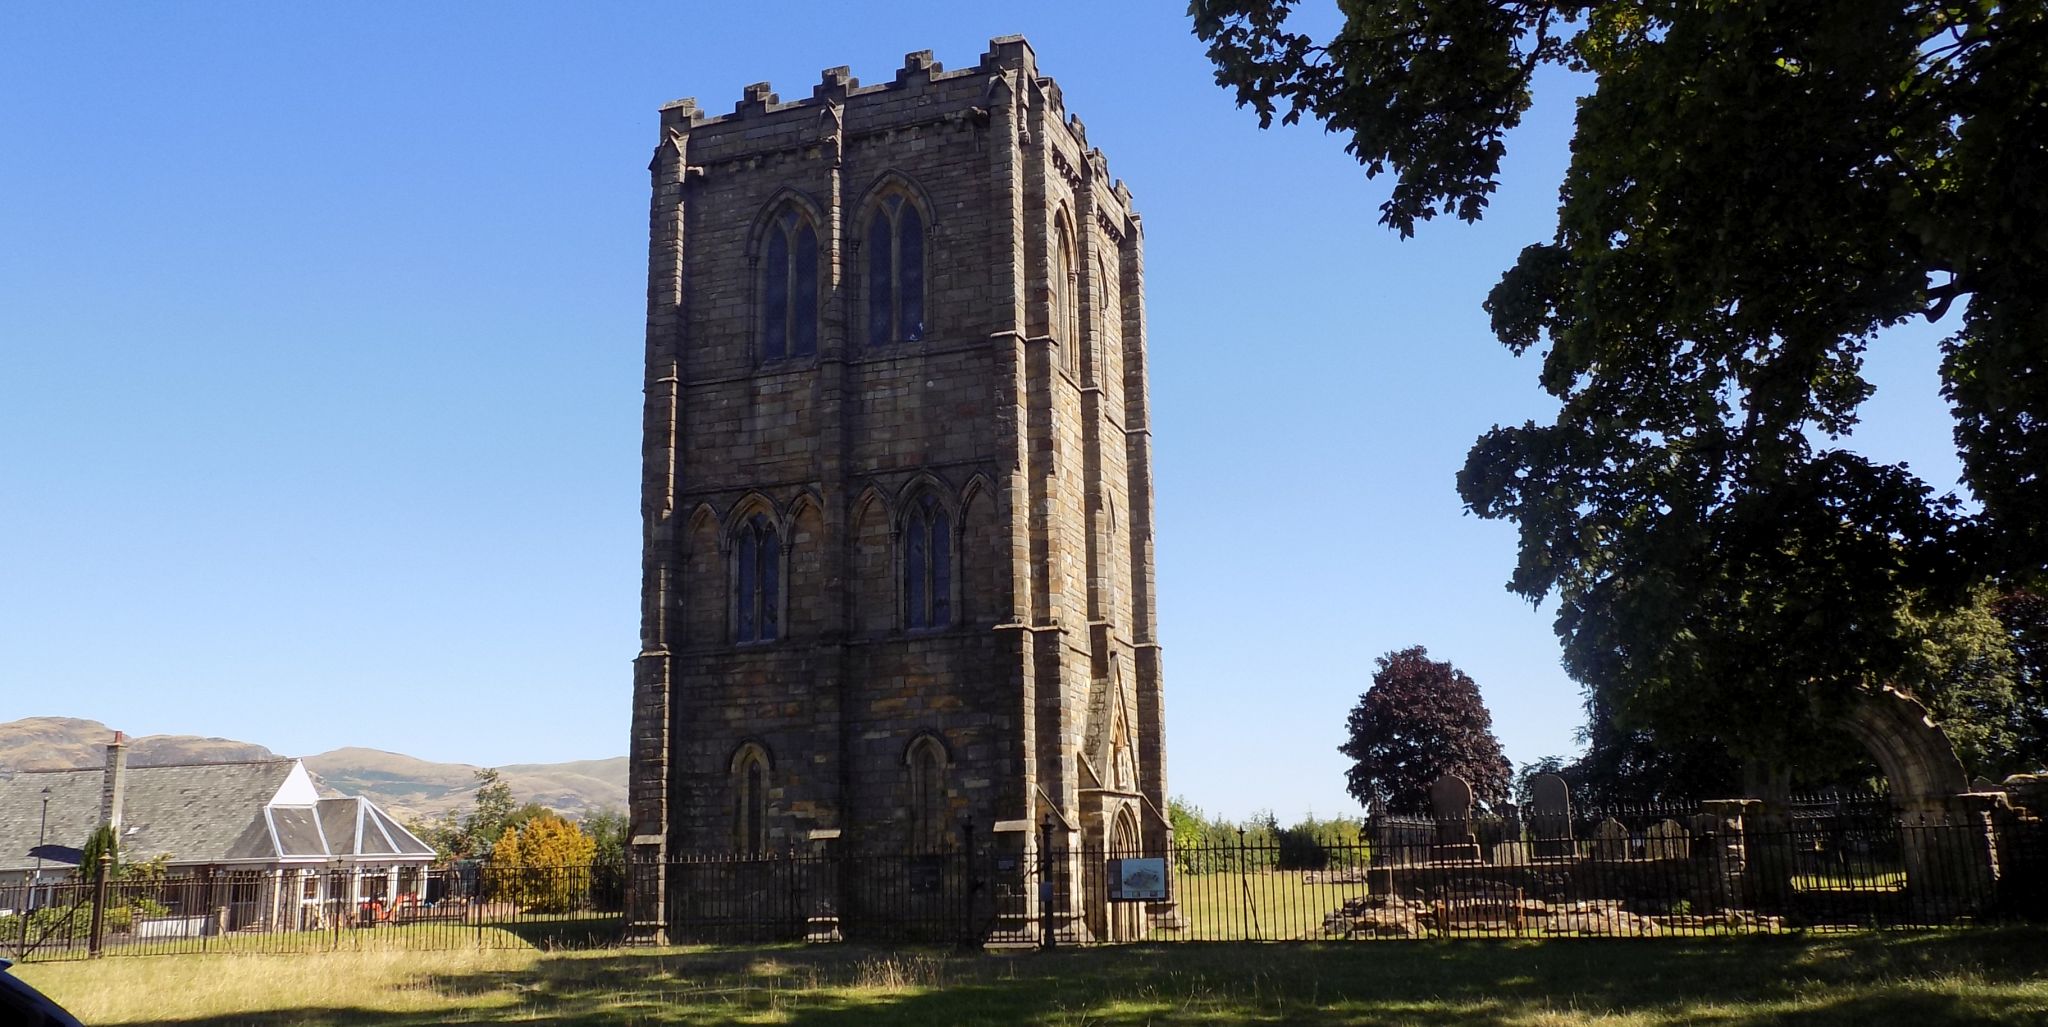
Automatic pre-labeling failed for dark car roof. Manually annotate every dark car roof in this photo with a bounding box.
[0,958,88,1027]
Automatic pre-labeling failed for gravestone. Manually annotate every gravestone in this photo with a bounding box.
[1428,774,1482,862]
[1370,815,1436,866]
[1528,773,1575,859]
[1590,818,1629,861]
[1645,819,1690,861]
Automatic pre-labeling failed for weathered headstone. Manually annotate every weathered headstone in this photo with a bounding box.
[1428,774,1481,862]
[1645,819,1690,861]
[1528,773,1575,859]
[1369,815,1436,866]
[1491,840,1532,866]
[1590,818,1629,861]
[1431,774,1473,819]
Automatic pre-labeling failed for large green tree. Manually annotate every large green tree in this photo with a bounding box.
[1993,589,2048,769]
[1194,1,2048,762]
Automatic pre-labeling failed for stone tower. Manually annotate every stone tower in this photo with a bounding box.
[627,37,1165,942]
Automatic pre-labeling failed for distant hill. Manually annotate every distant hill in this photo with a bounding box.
[0,717,625,822]
[303,748,628,821]
[0,716,279,769]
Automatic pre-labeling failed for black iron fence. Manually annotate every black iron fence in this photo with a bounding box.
[661,850,982,945]
[641,806,2045,945]
[2,861,621,962]
[5,806,2042,961]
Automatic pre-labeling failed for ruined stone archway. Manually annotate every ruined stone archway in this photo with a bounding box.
[1836,686,1970,810]
[1832,686,2008,914]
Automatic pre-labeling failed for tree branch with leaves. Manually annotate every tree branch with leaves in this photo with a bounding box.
[1196,1,2048,765]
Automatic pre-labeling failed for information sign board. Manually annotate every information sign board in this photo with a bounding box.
[1106,857,1169,902]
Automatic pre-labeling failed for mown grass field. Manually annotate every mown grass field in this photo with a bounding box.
[1172,869,1369,940]
[15,927,2048,1026]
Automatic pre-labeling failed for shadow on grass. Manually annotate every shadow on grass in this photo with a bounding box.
[493,916,625,950]
[120,927,2048,1027]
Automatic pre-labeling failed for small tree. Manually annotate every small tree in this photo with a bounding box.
[1340,646,1511,811]
[582,808,630,912]
[410,768,532,863]
[80,822,119,879]
[464,768,518,858]
[487,813,596,914]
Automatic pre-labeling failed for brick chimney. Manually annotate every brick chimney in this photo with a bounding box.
[101,730,127,830]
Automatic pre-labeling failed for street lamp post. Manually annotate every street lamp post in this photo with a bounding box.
[32,787,50,899]
[16,786,49,957]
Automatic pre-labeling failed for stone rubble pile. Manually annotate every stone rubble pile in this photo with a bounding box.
[1320,893,1785,938]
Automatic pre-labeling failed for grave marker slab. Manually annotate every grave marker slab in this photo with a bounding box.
[1529,773,1575,859]
[1645,819,1690,860]
[1428,774,1481,862]
[1591,818,1629,861]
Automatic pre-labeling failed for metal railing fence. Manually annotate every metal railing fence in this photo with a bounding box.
[5,807,2040,960]
[3,861,620,962]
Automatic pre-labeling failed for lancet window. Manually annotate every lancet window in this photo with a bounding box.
[735,513,780,643]
[761,209,819,361]
[903,494,952,630]
[866,194,926,345]
[732,745,771,852]
[1055,219,1079,376]
[906,735,948,851]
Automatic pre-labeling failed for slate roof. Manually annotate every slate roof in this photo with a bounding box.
[0,759,432,871]
[0,769,101,872]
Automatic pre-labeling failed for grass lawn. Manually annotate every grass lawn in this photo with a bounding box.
[15,928,2048,1026]
[11,918,623,961]
[1173,870,1368,940]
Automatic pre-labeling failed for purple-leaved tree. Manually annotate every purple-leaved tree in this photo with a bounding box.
[1341,646,1512,811]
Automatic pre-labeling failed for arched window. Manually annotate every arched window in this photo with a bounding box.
[1095,250,1119,364]
[865,194,925,345]
[732,745,771,852]
[906,735,948,852]
[1112,709,1134,791]
[1054,220,1078,376]
[761,208,819,361]
[735,513,780,643]
[903,493,951,629]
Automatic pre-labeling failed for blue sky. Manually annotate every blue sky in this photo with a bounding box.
[0,3,1965,821]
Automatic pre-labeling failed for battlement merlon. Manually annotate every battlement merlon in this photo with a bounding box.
[661,36,1036,135]
[657,97,704,133]
[650,37,1134,224]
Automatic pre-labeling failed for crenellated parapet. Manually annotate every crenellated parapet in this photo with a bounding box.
[653,38,1138,231]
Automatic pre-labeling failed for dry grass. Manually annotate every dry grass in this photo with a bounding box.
[16,946,534,1023]
[13,927,2048,1026]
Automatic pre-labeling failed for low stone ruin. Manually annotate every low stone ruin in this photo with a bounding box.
[1322,892,1787,939]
